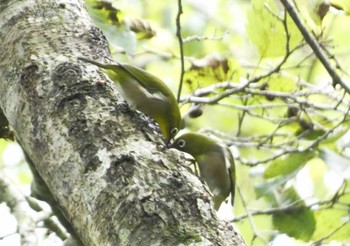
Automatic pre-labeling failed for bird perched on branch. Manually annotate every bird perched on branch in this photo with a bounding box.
[78,57,181,143]
[170,132,235,210]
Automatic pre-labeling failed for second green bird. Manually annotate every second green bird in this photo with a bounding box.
[78,57,181,143]
[170,132,235,210]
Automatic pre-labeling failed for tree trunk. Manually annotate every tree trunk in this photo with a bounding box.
[0,0,245,245]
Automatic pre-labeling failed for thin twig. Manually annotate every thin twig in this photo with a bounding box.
[309,221,348,246]
[183,31,229,43]
[233,182,347,223]
[237,185,267,245]
[280,0,350,93]
[176,0,185,102]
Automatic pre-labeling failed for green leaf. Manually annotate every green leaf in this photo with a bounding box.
[300,0,330,27]
[247,0,302,57]
[268,75,297,93]
[312,209,350,241]
[273,207,316,241]
[331,0,350,15]
[321,125,350,144]
[255,172,296,199]
[264,151,316,178]
[276,186,300,205]
[85,0,137,54]
[0,139,8,166]
[272,187,316,241]
[299,129,325,140]
[184,57,241,89]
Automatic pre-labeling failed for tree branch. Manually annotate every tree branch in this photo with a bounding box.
[176,0,185,102]
[280,0,350,93]
[0,172,38,245]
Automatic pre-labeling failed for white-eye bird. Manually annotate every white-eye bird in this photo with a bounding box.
[78,57,181,142]
[170,132,235,210]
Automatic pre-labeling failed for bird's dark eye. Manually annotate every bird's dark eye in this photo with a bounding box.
[170,128,179,136]
[177,139,186,148]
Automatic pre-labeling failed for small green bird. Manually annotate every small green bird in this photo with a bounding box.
[78,57,181,142]
[170,132,235,210]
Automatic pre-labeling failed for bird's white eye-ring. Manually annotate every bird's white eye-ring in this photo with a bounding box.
[177,139,186,148]
[170,128,179,136]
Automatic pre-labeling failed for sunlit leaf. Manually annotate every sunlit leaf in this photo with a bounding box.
[339,185,350,203]
[247,0,302,57]
[85,0,137,54]
[268,75,297,92]
[331,0,350,15]
[264,151,316,178]
[86,0,124,25]
[312,209,350,241]
[305,0,330,26]
[18,171,32,184]
[322,125,350,144]
[184,56,241,89]
[0,139,8,166]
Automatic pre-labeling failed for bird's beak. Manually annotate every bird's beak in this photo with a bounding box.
[167,139,175,148]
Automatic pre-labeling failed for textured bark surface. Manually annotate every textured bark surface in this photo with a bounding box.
[0,0,245,245]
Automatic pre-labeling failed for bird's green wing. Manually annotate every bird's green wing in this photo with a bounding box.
[117,64,174,97]
[223,146,236,206]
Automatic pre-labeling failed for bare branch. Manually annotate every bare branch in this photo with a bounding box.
[176,0,185,102]
[232,181,348,222]
[280,0,350,93]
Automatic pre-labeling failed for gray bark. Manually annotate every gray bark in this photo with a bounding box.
[0,0,245,245]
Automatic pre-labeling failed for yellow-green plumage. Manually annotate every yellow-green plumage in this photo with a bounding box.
[170,132,235,210]
[78,57,181,142]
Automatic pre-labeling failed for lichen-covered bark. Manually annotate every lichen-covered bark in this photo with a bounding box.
[0,0,245,245]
